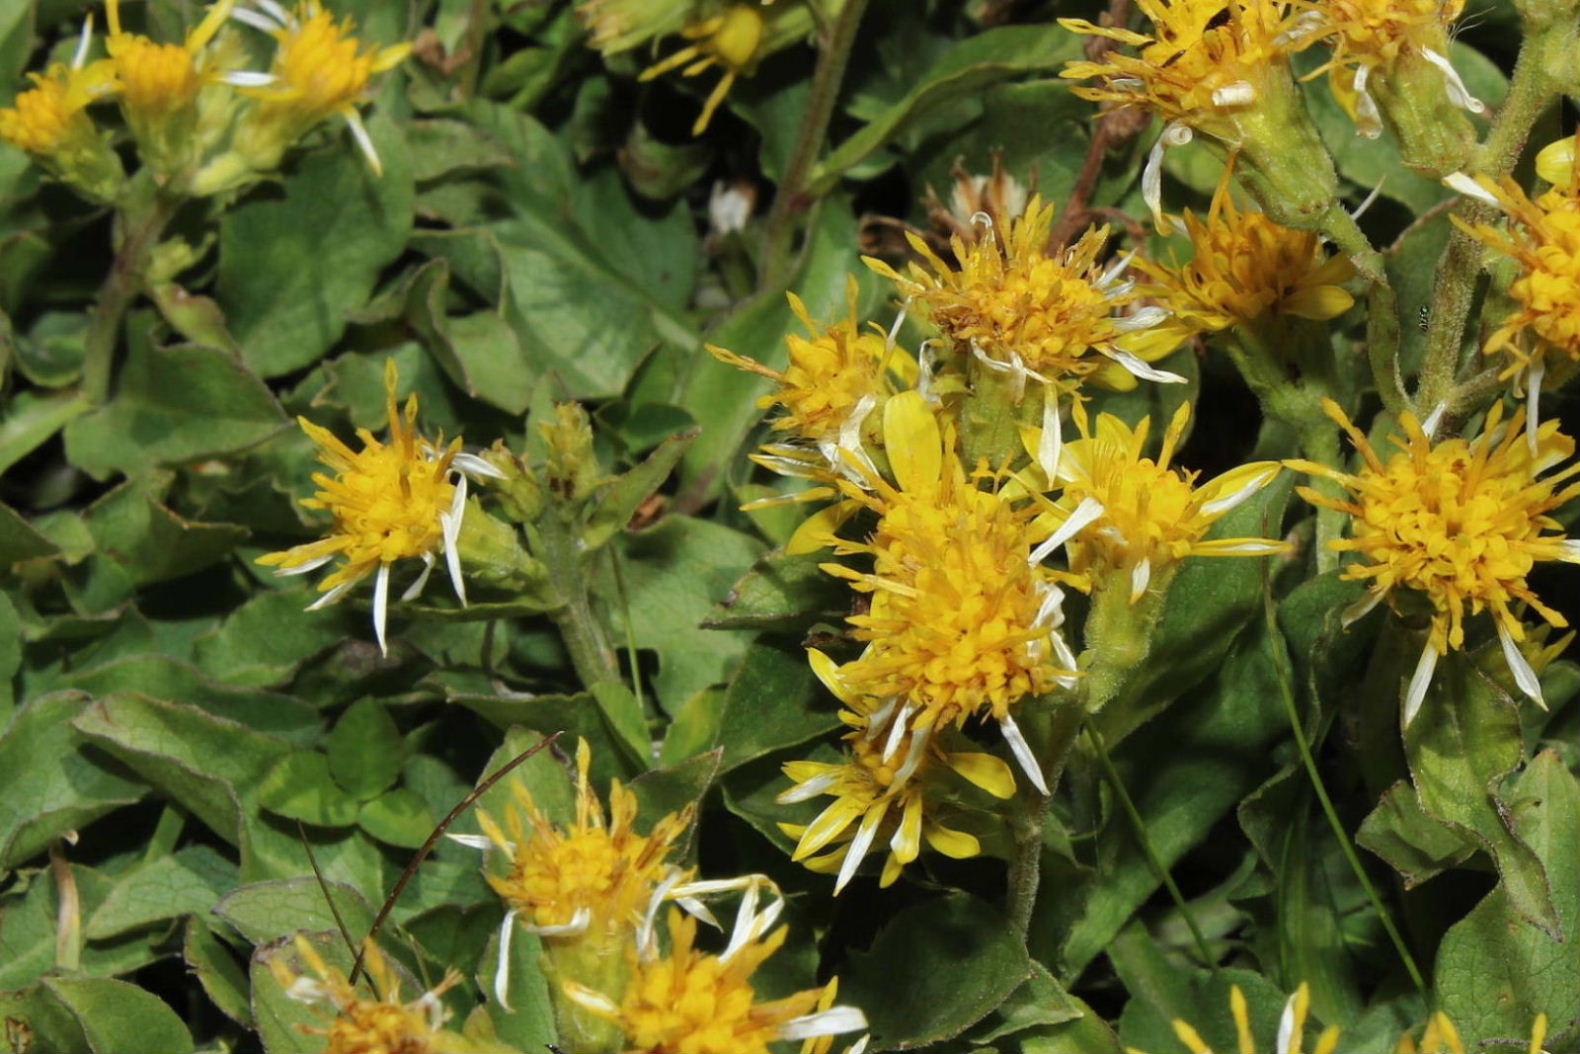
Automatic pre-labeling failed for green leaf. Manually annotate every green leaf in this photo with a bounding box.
[809,26,1082,192]
[581,428,697,551]
[627,749,720,831]
[1357,779,1476,887]
[615,516,764,709]
[81,472,248,588]
[0,498,60,567]
[327,699,405,800]
[0,985,90,1054]
[71,693,290,846]
[258,751,362,827]
[193,587,360,687]
[406,117,517,182]
[482,925,558,1054]
[0,863,165,988]
[0,388,89,477]
[0,692,144,870]
[970,961,1083,1043]
[184,916,253,1028]
[0,589,16,717]
[357,787,437,849]
[62,335,286,479]
[217,115,415,377]
[1111,925,1295,1054]
[842,892,1031,1049]
[1405,648,1559,937]
[1436,750,1580,1052]
[214,877,375,946]
[703,548,849,631]
[250,930,352,1054]
[41,976,194,1054]
[84,845,237,940]
[715,638,843,773]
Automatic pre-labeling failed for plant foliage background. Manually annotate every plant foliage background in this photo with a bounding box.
[0,0,1576,1052]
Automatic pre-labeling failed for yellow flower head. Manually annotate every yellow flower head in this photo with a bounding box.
[1448,161,1580,379]
[1059,0,1298,130]
[708,279,916,460]
[472,739,695,938]
[1286,0,1485,140]
[103,0,236,118]
[804,395,1079,793]
[638,4,767,136]
[864,198,1180,397]
[564,909,866,1054]
[1136,173,1355,340]
[233,0,410,173]
[1046,402,1288,602]
[270,936,461,1054]
[258,360,498,654]
[777,650,1016,891]
[0,42,123,198]
[1289,400,1580,725]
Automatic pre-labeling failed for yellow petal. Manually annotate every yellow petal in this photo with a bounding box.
[944,752,1016,799]
[883,390,942,493]
[807,649,859,707]
[922,822,980,859]
[787,500,858,555]
[1283,283,1355,320]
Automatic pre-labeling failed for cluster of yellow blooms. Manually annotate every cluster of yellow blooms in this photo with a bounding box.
[0,0,408,199]
[710,186,1299,888]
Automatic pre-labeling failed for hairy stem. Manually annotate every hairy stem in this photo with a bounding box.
[82,191,180,405]
[1005,701,1083,937]
[757,0,871,291]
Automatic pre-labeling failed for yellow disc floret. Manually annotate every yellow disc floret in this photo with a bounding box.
[1289,400,1580,721]
[1137,173,1356,341]
[638,4,766,135]
[565,910,858,1054]
[270,937,461,1054]
[475,739,693,937]
[864,198,1167,394]
[1048,402,1288,601]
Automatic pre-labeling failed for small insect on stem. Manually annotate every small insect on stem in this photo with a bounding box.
[1418,305,1430,332]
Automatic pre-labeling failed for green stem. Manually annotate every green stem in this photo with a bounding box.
[757,0,870,292]
[1085,721,1216,968]
[82,191,180,406]
[539,512,622,692]
[1416,23,1568,413]
[1267,604,1428,995]
[1005,701,1083,938]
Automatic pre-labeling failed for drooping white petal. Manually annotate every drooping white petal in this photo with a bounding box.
[400,552,435,602]
[777,771,840,804]
[885,299,910,355]
[372,562,391,656]
[1352,64,1382,139]
[1130,558,1152,602]
[882,702,913,763]
[304,577,358,611]
[1276,990,1299,1054]
[1419,400,1448,440]
[891,723,932,785]
[1112,305,1170,332]
[251,0,293,29]
[1559,540,1580,563]
[1038,386,1062,484]
[1103,346,1187,383]
[219,70,279,87]
[1096,251,1134,290]
[1497,623,1547,709]
[452,451,507,479]
[778,1006,870,1042]
[1339,589,1384,628]
[276,553,337,576]
[999,713,1049,795]
[1211,80,1255,106]
[1402,644,1439,729]
[673,895,721,929]
[522,907,592,936]
[1420,47,1486,114]
[442,474,468,607]
[285,976,330,1003]
[834,807,886,894]
[836,394,882,481]
[444,833,502,851]
[228,6,283,32]
[638,871,686,959]
[343,110,383,176]
[1198,467,1278,517]
[493,909,516,1010]
[1142,123,1194,227]
[1348,178,1387,222]
[846,1034,872,1054]
[1443,172,1500,206]
[1274,10,1326,46]
[72,16,93,70]
[1030,497,1106,565]
[1525,357,1544,457]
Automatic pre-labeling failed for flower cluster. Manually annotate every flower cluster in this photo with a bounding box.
[455,740,867,1054]
[711,191,1291,891]
[0,0,408,199]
